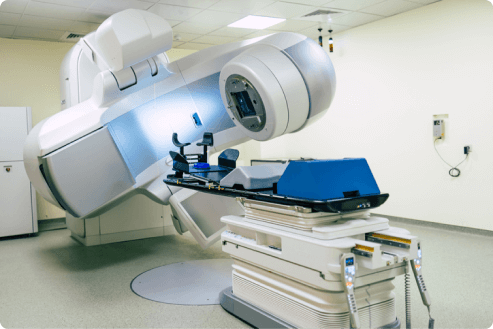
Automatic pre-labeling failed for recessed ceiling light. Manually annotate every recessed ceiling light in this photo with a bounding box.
[228,15,285,30]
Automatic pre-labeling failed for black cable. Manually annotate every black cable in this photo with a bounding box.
[428,306,435,329]
[433,138,468,177]
[405,272,411,329]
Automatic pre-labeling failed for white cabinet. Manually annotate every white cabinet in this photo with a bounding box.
[0,162,35,236]
[0,107,37,237]
[0,107,29,161]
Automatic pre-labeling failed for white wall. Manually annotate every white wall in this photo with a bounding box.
[256,0,493,231]
[0,38,74,220]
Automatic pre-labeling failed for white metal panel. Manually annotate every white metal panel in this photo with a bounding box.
[169,189,244,249]
[41,127,135,218]
[31,184,38,233]
[254,2,316,18]
[100,194,164,234]
[0,107,28,161]
[66,212,86,237]
[148,4,202,21]
[0,162,34,237]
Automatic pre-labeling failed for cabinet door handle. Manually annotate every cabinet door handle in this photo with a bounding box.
[5,167,11,172]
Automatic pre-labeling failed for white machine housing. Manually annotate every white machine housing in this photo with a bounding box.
[220,200,418,328]
[57,11,175,245]
[23,8,337,250]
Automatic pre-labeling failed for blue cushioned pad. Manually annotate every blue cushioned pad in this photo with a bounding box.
[277,158,380,200]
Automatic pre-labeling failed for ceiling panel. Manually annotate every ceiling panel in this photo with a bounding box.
[360,0,422,16]
[298,22,350,38]
[241,29,277,39]
[209,26,260,38]
[88,0,153,15]
[18,14,73,30]
[0,0,28,14]
[70,20,100,33]
[174,32,202,42]
[76,10,110,23]
[158,0,220,9]
[186,10,246,25]
[330,11,383,26]
[284,0,332,5]
[254,2,317,18]
[0,0,435,49]
[208,0,275,14]
[172,40,184,47]
[324,0,387,11]
[14,26,65,39]
[192,35,238,45]
[267,19,318,32]
[176,42,215,50]
[173,21,223,34]
[148,3,202,21]
[405,0,440,3]
[33,0,95,9]
[0,12,21,25]
[291,10,350,25]
[24,1,86,20]
[0,24,16,37]
[164,19,182,27]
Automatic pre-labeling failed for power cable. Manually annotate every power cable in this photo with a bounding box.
[433,138,468,177]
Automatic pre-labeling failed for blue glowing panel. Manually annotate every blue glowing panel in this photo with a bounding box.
[192,112,202,127]
[106,73,235,179]
[106,86,198,178]
[106,118,159,179]
[186,73,235,133]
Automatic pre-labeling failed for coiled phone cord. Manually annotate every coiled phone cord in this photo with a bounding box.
[434,138,468,177]
[405,272,411,329]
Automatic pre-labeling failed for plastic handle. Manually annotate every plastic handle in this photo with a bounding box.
[410,259,431,307]
[341,253,361,329]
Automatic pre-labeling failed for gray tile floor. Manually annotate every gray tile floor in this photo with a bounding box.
[0,220,492,328]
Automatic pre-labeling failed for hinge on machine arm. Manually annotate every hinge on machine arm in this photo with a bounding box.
[110,66,137,91]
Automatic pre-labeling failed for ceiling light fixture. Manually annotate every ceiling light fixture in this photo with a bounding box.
[228,15,285,30]
[328,29,333,53]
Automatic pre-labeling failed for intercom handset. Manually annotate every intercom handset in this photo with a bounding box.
[410,243,435,327]
[341,253,361,329]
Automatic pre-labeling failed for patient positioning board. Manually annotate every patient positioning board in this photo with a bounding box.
[165,157,389,213]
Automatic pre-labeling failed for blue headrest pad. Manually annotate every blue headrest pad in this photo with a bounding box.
[194,162,210,169]
[276,159,380,200]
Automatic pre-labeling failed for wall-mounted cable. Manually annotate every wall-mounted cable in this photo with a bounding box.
[433,138,469,177]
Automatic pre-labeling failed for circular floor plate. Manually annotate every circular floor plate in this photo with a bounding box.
[131,259,233,305]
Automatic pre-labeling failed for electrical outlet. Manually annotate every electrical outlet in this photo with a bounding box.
[464,146,471,155]
[433,119,444,138]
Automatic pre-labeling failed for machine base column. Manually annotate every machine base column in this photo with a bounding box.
[220,287,402,329]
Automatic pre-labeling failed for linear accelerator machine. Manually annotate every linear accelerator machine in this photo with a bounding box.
[23,9,434,329]
[58,18,174,245]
